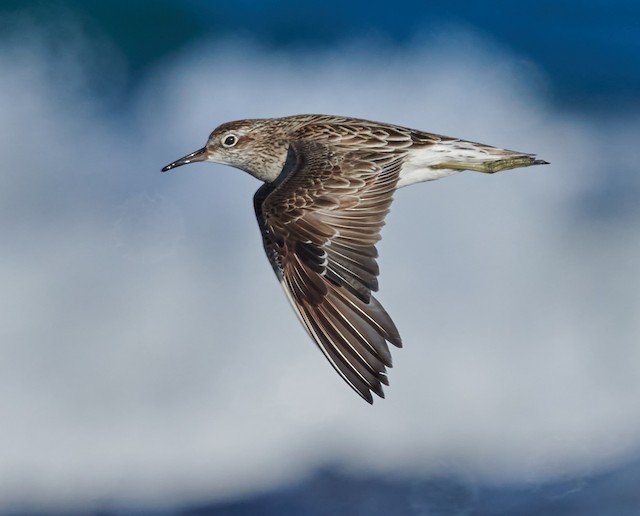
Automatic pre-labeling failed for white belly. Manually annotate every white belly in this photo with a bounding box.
[396,144,464,188]
[396,141,513,188]
[397,165,459,188]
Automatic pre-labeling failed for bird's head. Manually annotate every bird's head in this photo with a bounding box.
[161,118,290,183]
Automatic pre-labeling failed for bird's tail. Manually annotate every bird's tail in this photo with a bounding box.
[430,139,549,174]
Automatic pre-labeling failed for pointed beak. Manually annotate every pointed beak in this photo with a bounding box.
[161,147,207,172]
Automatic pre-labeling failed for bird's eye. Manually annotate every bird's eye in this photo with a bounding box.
[222,134,238,147]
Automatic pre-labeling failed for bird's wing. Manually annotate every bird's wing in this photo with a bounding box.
[254,140,403,403]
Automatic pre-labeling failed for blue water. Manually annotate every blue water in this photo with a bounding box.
[1,2,638,515]
[2,0,639,108]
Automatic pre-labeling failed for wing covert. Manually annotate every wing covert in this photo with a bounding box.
[254,140,404,403]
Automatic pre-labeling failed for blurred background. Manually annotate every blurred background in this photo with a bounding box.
[1,1,639,514]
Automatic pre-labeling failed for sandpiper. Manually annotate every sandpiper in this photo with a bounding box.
[162,114,547,403]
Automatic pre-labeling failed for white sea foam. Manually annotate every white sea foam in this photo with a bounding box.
[1,23,639,511]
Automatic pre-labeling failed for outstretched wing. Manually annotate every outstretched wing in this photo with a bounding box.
[254,140,403,403]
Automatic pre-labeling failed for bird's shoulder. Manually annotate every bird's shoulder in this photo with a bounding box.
[284,114,443,150]
[259,139,401,221]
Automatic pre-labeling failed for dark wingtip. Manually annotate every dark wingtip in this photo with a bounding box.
[534,159,550,165]
[371,381,386,399]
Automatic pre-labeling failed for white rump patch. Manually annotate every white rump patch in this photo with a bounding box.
[397,142,505,188]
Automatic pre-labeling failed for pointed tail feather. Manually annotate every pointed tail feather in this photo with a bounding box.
[429,140,549,174]
[398,139,548,187]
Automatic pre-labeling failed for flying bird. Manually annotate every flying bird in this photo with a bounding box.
[162,114,547,403]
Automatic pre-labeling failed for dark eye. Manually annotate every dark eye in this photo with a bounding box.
[222,134,237,147]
